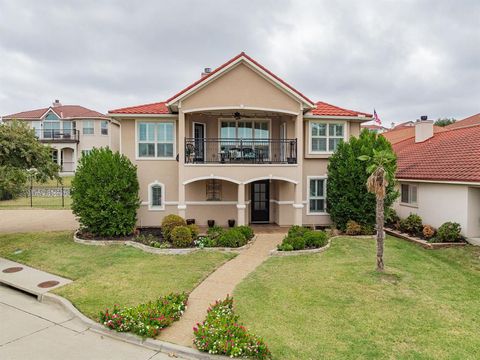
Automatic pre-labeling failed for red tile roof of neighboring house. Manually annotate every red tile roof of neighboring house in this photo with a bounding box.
[109,53,370,118]
[310,101,372,117]
[361,124,387,130]
[3,105,108,119]
[446,113,480,130]
[393,124,480,183]
[382,125,446,144]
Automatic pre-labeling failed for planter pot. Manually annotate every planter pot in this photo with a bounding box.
[207,220,215,228]
[228,219,236,228]
[186,219,195,225]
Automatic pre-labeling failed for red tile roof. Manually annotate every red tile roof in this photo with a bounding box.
[4,105,108,119]
[446,113,480,130]
[108,101,170,115]
[109,53,370,118]
[382,125,446,145]
[393,124,480,183]
[310,101,372,117]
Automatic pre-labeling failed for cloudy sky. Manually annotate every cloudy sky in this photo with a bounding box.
[0,0,478,125]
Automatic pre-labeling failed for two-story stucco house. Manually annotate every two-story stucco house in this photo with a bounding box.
[109,52,372,227]
[2,100,120,174]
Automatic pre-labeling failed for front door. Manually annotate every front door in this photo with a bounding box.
[251,180,270,223]
[193,123,205,162]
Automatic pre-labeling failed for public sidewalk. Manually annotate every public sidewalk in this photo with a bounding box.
[159,233,284,346]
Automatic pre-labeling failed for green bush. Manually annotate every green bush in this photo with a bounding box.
[327,130,398,231]
[287,225,311,238]
[195,236,216,248]
[283,235,306,250]
[277,243,294,251]
[435,222,462,242]
[171,226,193,248]
[361,224,375,235]
[345,220,362,235]
[161,214,187,242]
[400,214,423,236]
[193,296,271,359]
[187,224,200,238]
[236,225,254,240]
[71,148,139,237]
[99,293,187,338]
[304,231,328,248]
[217,228,247,247]
[207,225,225,242]
[385,207,400,227]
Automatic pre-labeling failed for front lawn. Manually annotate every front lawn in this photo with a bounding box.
[0,231,234,319]
[0,196,72,209]
[234,236,480,359]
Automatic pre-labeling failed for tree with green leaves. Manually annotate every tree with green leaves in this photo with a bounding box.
[327,130,398,232]
[0,120,59,199]
[359,149,396,271]
[434,118,456,127]
[71,148,140,237]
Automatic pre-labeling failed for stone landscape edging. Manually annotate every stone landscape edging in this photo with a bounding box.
[74,230,256,255]
[40,292,232,360]
[385,228,467,249]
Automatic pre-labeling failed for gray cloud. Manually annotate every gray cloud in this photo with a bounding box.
[0,0,478,124]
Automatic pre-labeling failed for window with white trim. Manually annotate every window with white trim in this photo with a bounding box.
[101,121,109,135]
[310,122,345,153]
[308,177,327,213]
[82,149,92,157]
[149,183,164,209]
[401,184,417,205]
[138,122,175,158]
[83,120,94,135]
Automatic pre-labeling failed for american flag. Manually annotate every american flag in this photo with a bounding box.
[373,109,382,125]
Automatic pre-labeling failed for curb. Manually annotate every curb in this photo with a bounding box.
[39,292,230,360]
[270,238,332,256]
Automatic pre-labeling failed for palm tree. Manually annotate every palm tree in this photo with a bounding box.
[359,149,396,271]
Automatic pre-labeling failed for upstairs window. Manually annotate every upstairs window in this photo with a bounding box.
[101,121,109,135]
[401,184,417,205]
[308,177,327,214]
[137,122,175,159]
[310,122,345,153]
[83,120,94,135]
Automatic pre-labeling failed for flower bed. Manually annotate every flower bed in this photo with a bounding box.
[193,296,271,359]
[99,292,188,338]
[195,225,255,249]
[385,228,467,249]
[277,226,329,252]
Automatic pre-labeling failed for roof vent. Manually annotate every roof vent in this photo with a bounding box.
[52,99,62,107]
[201,68,212,77]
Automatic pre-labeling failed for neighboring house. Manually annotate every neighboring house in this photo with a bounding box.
[446,113,480,130]
[382,118,445,145]
[361,123,389,133]
[392,119,480,244]
[109,52,372,227]
[2,100,120,173]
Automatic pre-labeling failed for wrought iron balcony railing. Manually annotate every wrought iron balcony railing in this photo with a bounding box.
[35,129,80,142]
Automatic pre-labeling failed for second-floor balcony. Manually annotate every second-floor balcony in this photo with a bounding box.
[185,138,297,164]
[35,129,80,143]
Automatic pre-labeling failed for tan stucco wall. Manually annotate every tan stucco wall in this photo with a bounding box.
[181,63,300,114]
[78,119,113,154]
[467,187,480,238]
[302,159,331,225]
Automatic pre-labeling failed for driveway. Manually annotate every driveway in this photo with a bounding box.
[0,285,172,360]
[0,210,78,233]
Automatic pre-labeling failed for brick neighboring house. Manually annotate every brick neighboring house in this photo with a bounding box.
[392,119,480,244]
[109,52,373,228]
[2,100,120,174]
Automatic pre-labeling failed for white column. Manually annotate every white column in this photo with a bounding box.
[293,183,304,226]
[177,106,186,217]
[292,108,304,226]
[237,183,246,226]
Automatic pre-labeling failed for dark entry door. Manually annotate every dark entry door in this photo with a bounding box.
[193,123,205,162]
[251,180,269,223]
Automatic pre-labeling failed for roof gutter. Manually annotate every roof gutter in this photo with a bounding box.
[303,115,373,122]
[397,178,480,186]
[108,113,177,119]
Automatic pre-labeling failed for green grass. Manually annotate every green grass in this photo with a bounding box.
[33,176,74,187]
[0,231,234,319]
[0,196,72,209]
[234,236,480,360]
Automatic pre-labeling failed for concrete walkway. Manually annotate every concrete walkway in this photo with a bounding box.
[0,210,78,233]
[159,233,284,346]
[0,284,172,360]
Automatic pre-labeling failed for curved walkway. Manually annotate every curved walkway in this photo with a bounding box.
[159,233,284,346]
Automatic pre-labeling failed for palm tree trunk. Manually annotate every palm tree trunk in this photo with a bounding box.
[376,196,385,271]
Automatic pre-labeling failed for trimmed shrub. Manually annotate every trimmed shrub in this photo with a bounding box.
[207,225,225,242]
[361,224,375,235]
[283,235,306,250]
[161,214,187,242]
[236,225,255,240]
[287,225,311,238]
[304,231,328,248]
[345,220,362,235]
[327,130,398,231]
[193,296,271,359]
[277,243,294,251]
[217,228,247,247]
[71,148,140,237]
[194,236,216,248]
[187,224,200,238]
[385,207,400,227]
[171,226,193,248]
[99,293,187,338]
[435,222,462,242]
[400,214,423,236]
[422,225,435,239]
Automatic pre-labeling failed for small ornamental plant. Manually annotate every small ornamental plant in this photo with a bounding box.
[99,292,187,338]
[193,296,271,359]
[277,225,328,251]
